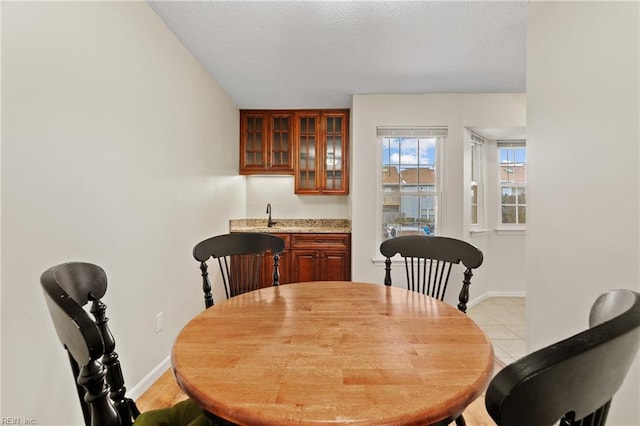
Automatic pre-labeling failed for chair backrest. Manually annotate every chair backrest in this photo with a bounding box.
[41,262,140,426]
[379,235,483,312]
[193,232,286,308]
[485,289,640,426]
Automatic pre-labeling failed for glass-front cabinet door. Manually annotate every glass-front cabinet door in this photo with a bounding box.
[323,113,346,193]
[240,111,293,175]
[268,113,293,173]
[294,110,349,195]
[240,112,266,172]
[295,112,319,191]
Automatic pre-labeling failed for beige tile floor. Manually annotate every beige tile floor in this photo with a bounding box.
[467,297,526,365]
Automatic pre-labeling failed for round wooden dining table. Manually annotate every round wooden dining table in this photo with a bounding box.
[172,281,494,426]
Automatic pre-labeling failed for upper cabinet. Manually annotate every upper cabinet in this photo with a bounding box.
[239,110,294,175]
[239,109,349,195]
[294,109,349,195]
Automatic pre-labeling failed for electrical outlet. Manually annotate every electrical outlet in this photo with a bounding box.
[156,312,164,333]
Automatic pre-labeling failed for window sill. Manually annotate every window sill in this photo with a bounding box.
[470,228,490,236]
[371,256,406,266]
[495,227,526,235]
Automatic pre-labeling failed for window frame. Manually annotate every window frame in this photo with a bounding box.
[470,133,486,231]
[377,127,447,245]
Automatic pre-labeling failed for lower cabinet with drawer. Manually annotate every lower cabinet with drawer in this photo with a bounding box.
[269,233,351,284]
[289,233,351,282]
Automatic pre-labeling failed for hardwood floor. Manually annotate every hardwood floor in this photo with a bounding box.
[135,368,189,413]
[136,360,504,425]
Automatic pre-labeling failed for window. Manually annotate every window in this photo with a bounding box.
[470,133,485,228]
[498,140,526,225]
[379,127,447,240]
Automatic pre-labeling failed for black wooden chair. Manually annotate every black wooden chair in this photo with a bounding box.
[485,289,640,426]
[379,235,483,313]
[41,262,213,426]
[193,232,285,308]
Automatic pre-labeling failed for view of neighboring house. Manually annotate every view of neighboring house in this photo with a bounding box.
[382,165,436,237]
[499,162,526,224]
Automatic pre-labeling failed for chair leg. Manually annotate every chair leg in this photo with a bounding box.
[455,414,466,426]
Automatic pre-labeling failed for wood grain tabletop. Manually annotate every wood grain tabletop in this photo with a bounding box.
[172,281,494,425]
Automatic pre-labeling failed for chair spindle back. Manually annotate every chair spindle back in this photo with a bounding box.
[193,233,285,308]
[380,235,483,312]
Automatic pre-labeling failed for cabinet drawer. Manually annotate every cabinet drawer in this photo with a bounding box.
[290,233,350,250]
[269,233,290,248]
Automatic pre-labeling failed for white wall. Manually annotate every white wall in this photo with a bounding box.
[244,176,349,220]
[527,2,639,425]
[350,94,526,306]
[478,137,527,297]
[1,2,243,424]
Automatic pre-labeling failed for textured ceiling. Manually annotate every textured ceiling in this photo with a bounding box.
[147,1,527,109]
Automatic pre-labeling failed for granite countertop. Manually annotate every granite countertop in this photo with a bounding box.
[229,218,351,233]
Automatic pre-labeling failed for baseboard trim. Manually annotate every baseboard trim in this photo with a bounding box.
[467,291,526,309]
[128,355,171,400]
[486,291,526,298]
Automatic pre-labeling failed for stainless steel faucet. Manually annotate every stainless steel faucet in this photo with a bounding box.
[266,203,277,227]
